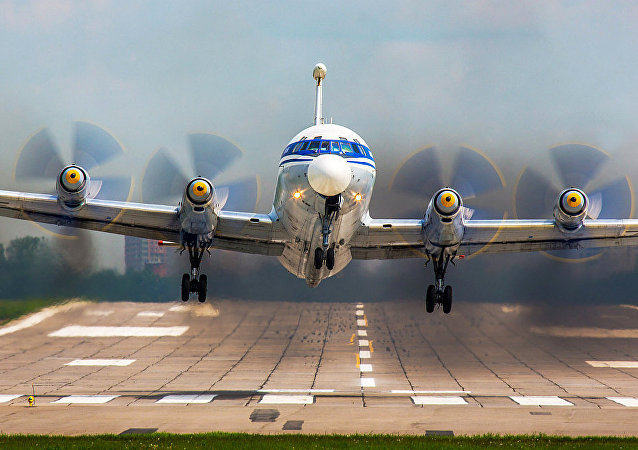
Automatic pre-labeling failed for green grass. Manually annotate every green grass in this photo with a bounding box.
[0,433,637,449]
[0,298,69,325]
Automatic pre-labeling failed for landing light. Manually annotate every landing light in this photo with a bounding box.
[293,191,302,199]
[354,193,363,202]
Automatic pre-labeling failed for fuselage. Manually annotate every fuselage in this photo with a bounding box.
[273,123,376,287]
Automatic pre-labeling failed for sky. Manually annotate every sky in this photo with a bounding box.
[1,1,638,301]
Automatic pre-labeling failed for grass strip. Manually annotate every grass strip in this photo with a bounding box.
[0,433,637,449]
[0,298,68,325]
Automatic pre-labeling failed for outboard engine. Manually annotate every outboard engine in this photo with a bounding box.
[56,165,90,211]
[179,177,218,238]
[423,188,465,249]
[554,188,588,232]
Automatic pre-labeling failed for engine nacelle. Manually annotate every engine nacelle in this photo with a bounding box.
[554,188,588,232]
[423,188,465,250]
[180,177,218,237]
[56,165,90,210]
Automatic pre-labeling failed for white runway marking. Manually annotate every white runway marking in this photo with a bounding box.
[156,394,216,404]
[137,311,165,317]
[356,319,366,326]
[587,360,638,368]
[509,396,573,406]
[355,310,364,316]
[607,397,638,407]
[49,325,189,337]
[65,359,135,366]
[259,394,314,404]
[357,330,367,337]
[359,350,371,359]
[412,396,468,405]
[531,326,638,339]
[360,378,375,387]
[169,305,189,312]
[360,364,373,372]
[52,395,118,404]
[85,310,113,316]
[356,303,364,308]
[358,339,369,346]
[0,395,21,403]
[258,389,334,393]
[391,390,470,394]
[0,304,76,337]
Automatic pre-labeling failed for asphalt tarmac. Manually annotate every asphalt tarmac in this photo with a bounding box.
[0,298,637,436]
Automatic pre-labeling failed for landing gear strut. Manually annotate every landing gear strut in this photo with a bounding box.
[425,253,453,314]
[181,239,209,302]
[314,194,341,271]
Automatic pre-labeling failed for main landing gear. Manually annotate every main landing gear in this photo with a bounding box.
[181,242,208,303]
[425,253,453,314]
[314,194,340,271]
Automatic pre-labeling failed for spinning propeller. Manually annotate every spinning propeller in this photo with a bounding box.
[141,133,260,212]
[13,121,134,239]
[389,145,507,255]
[514,143,634,262]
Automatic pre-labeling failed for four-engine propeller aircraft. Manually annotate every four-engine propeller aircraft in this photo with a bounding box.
[2,63,638,314]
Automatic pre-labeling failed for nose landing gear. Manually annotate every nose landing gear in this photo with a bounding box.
[425,253,453,314]
[314,194,341,271]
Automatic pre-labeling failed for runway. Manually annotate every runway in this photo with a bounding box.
[0,298,637,436]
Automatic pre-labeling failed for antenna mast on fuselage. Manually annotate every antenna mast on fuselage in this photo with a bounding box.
[313,63,327,126]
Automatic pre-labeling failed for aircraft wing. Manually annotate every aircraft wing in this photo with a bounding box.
[349,217,638,259]
[0,190,285,256]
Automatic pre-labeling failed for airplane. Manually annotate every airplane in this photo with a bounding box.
[2,62,638,314]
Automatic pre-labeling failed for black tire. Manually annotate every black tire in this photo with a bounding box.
[314,247,324,269]
[426,285,435,313]
[198,274,207,303]
[326,247,335,270]
[181,274,190,302]
[442,285,453,314]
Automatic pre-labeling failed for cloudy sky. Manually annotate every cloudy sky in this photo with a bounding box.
[1,1,638,300]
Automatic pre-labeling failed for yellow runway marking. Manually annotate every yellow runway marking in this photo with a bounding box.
[369,340,374,353]
[349,333,355,344]
[356,353,360,368]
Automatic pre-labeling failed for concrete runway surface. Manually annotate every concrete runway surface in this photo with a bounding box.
[0,299,637,436]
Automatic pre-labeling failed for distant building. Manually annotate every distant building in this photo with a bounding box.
[124,236,168,277]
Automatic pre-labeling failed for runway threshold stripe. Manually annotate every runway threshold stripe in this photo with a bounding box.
[607,397,638,407]
[0,395,21,403]
[137,311,165,317]
[412,396,467,405]
[156,394,216,404]
[52,395,119,404]
[65,359,135,366]
[509,396,573,406]
[259,394,314,404]
[49,326,189,337]
[587,360,638,368]
[360,364,373,372]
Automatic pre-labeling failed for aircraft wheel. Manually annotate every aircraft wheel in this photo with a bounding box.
[326,247,335,270]
[314,247,324,269]
[198,275,207,303]
[426,285,435,313]
[442,285,453,314]
[181,274,190,302]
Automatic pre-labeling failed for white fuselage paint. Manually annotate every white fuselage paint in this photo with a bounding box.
[273,123,376,287]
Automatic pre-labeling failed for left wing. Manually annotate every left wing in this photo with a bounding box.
[349,217,638,260]
[0,190,286,256]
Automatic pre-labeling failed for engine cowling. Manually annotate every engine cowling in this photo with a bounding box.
[553,188,588,232]
[423,188,465,249]
[180,177,218,237]
[56,165,90,210]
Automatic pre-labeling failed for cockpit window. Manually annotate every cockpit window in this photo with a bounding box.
[320,141,330,153]
[330,141,341,153]
[353,143,363,155]
[340,141,353,153]
[307,140,320,153]
[293,141,306,153]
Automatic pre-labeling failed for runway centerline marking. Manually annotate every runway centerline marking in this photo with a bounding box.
[359,350,371,359]
[49,325,189,337]
[52,395,119,404]
[357,330,367,336]
[355,310,364,316]
[607,397,638,407]
[356,303,364,308]
[358,339,369,346]
[259,395,314,404]
[136,311,165,318]
[509,396,573,406]
[157,394,216,404]
[0,395,22,403]
[65,359,135,366]
[360,378,376,388]
[587,360,638,368]
[412,396,468,405]
[356,319,366,327]
[360,364,373,372]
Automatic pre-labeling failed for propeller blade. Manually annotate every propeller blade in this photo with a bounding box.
[389,147,444,199]
[550,144,608,189]
[92,176,133,202]
[451,146,505,200]
[188,133,243,181]
[214,186,229,211]
[513,168,559,219]
[218,176,260,212]
[15,128,65,179]
[73,121,126,171]
[589,177,633,219]
[587,191,602,220]
[141,149,189,204]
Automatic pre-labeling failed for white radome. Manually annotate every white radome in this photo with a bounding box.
[307,154,352,196]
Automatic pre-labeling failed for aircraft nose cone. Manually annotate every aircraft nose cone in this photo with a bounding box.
[307,154,352,196]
